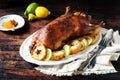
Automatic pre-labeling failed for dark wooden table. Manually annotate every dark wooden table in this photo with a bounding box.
[0,1,120,80]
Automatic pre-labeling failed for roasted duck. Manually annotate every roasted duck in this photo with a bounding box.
[30,7,104,50]
[30,7,104,60]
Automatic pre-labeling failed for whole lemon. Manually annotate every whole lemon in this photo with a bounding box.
[35,6,51,18]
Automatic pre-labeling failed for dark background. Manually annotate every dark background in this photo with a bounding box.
[1,0,119,20]
[1,0,120,18]
[1,0,120,9]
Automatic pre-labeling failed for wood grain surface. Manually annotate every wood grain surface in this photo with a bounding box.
[0,1,120,80]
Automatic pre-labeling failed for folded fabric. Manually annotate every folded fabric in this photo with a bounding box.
[35,28,120,76]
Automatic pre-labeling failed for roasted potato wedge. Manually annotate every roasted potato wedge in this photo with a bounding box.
[51,50,65,60]
[69,40,82,54]
[83,36,93,45]
[92,27,101,36]
[91,36,98,44]
[76,38,88,50]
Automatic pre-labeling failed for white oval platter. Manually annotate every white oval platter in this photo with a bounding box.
[19,32,102,65]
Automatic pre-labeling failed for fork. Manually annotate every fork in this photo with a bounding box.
[78,37,112,71]
[88,38,112,69]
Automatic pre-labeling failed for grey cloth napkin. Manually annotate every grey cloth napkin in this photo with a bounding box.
[35,28,120,76]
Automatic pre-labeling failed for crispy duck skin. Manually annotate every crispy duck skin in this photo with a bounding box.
[30,7,104,50]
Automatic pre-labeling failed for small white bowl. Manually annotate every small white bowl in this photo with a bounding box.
[0,14,25,31]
